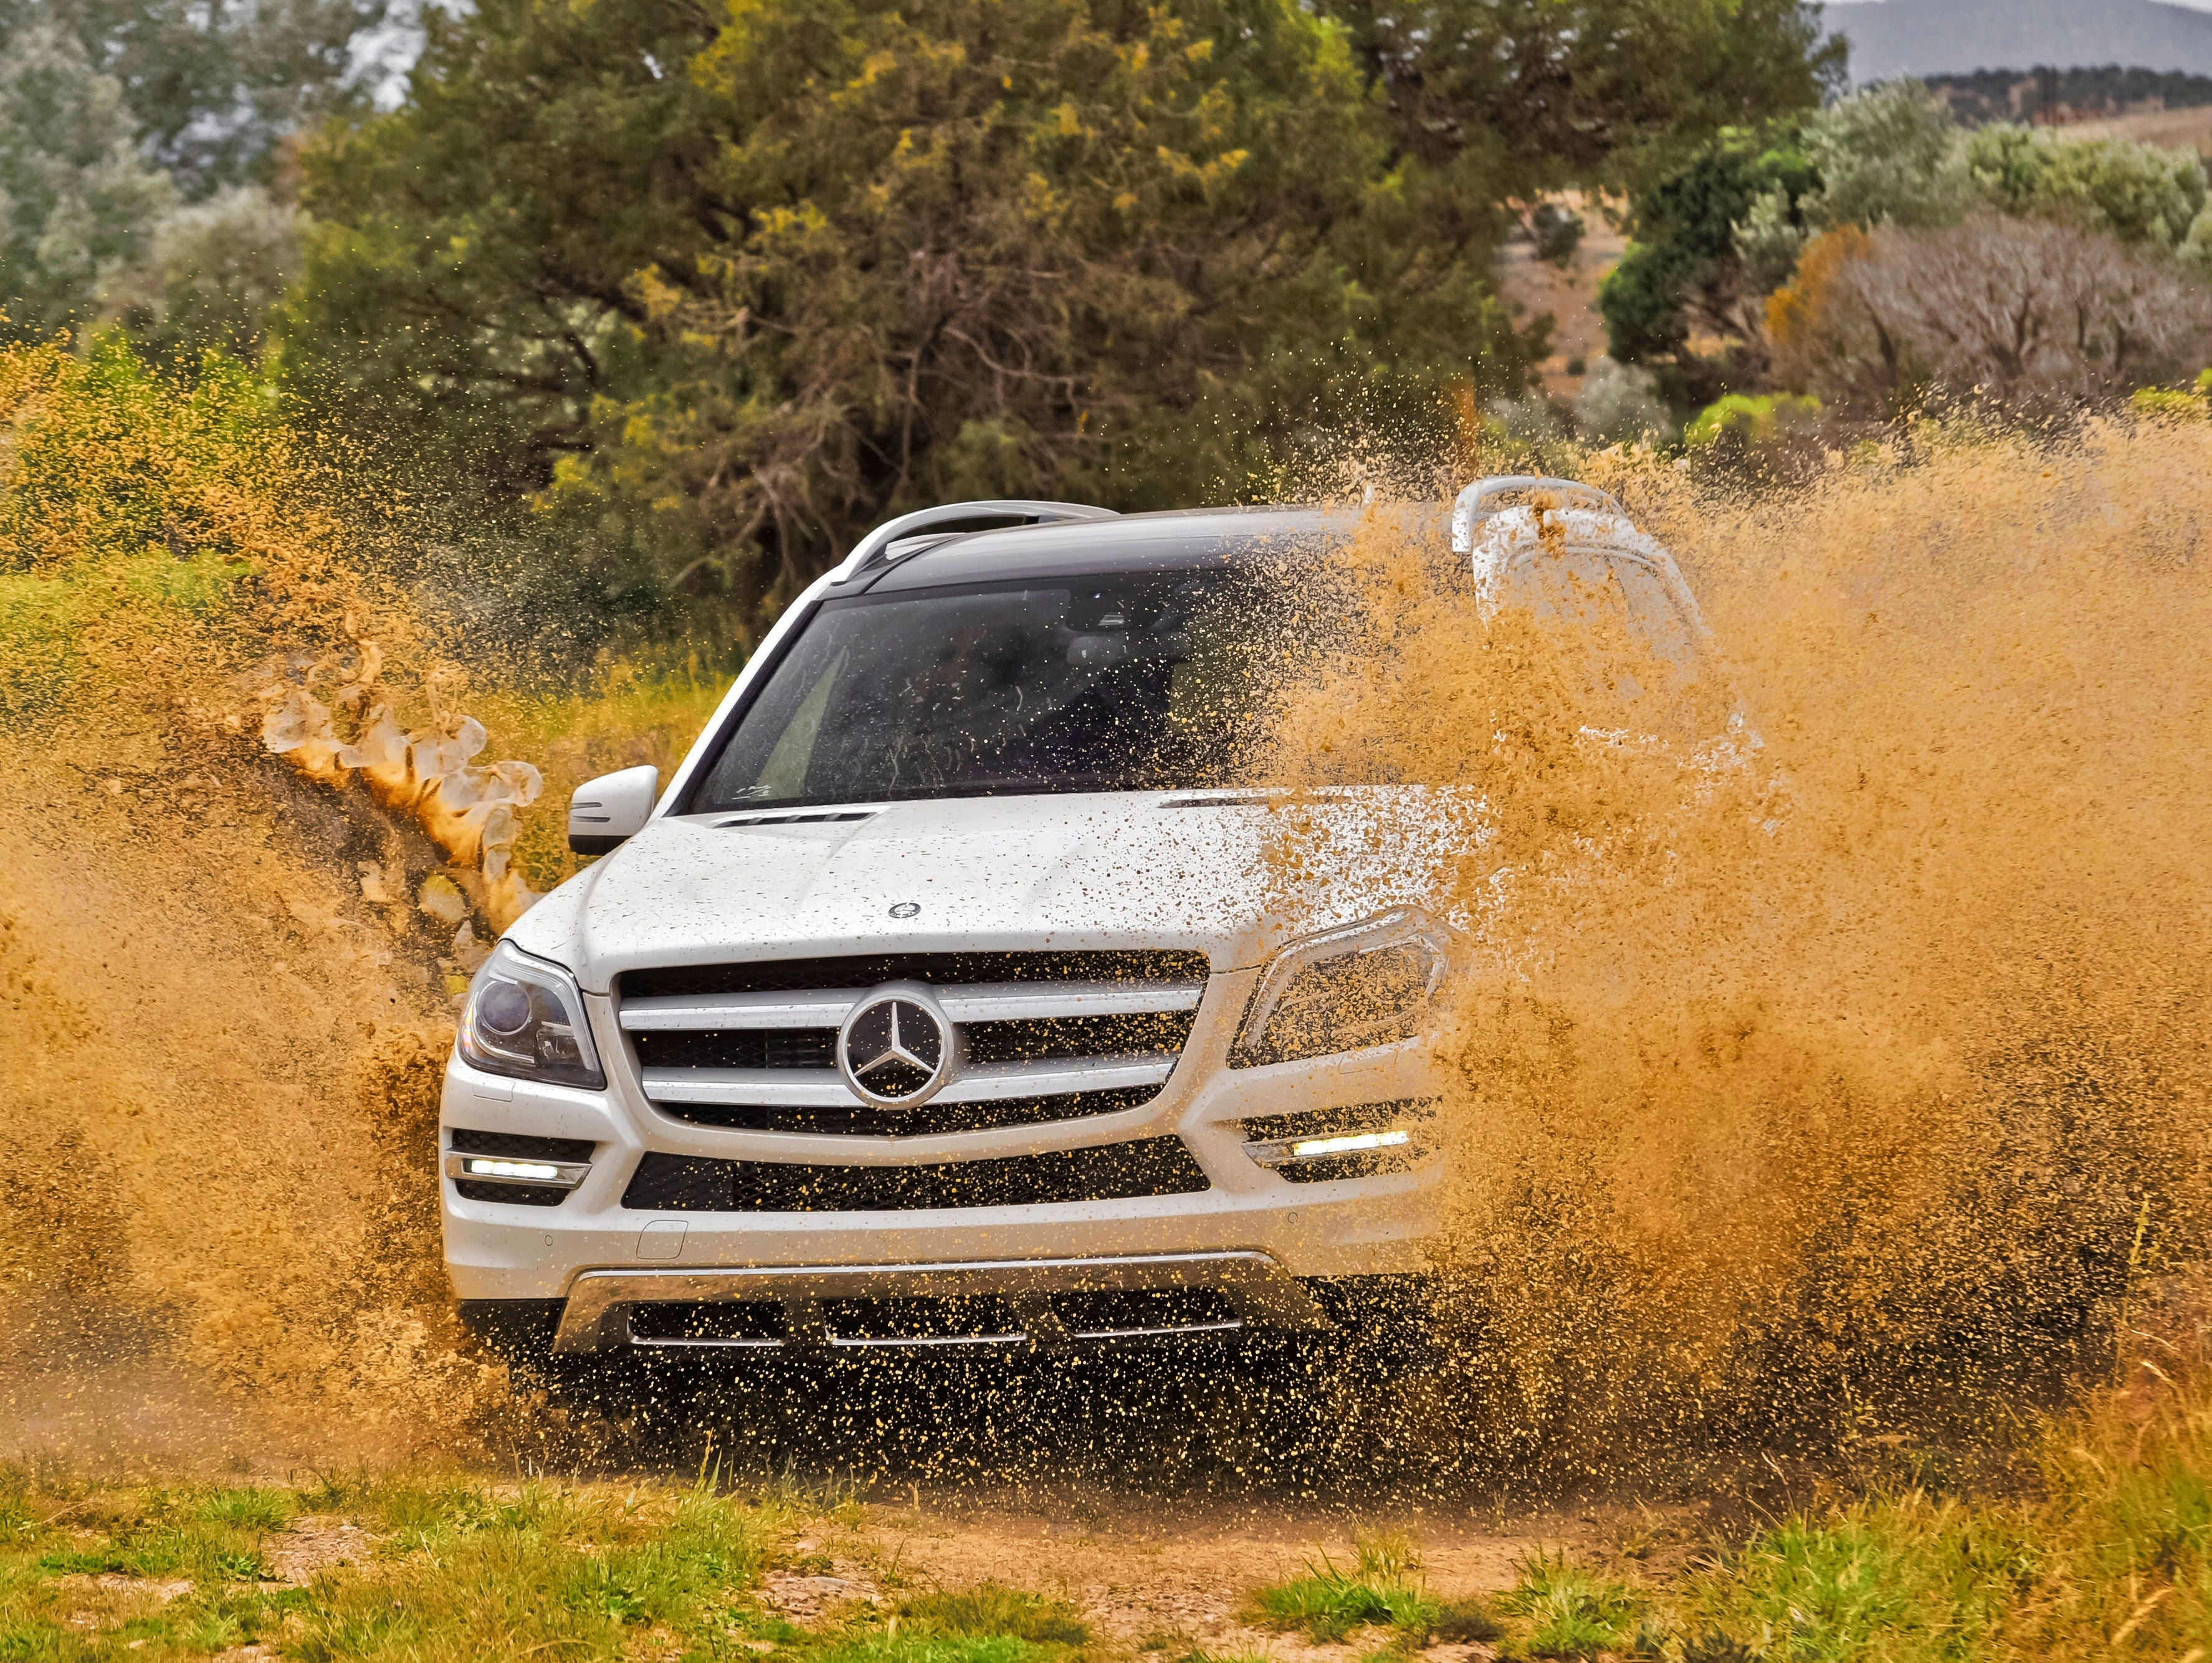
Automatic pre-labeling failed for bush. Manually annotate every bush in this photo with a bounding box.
[1684,391,1821,450]
[1768,212,2212,414]
[1573,359,1671,445]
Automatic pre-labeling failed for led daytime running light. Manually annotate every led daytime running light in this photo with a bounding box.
[1289,1130,1410,1159]
[464,1157,561,1181]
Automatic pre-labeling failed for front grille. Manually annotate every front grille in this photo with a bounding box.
[621,1136,1209,1212]
[631,1031,837,1070]
[449,1128,596,1162]
[617,950,1208,1136]
[649,1084,1160,1137]
[622,951,1206,998]
[454,1179,570,1206]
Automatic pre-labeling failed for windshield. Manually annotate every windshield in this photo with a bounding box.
[689,572,1284,811]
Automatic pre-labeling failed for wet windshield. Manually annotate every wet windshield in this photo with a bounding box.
[689,572,1280,810]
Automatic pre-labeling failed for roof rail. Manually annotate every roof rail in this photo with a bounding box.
[828,499,1120,586]
[1450,475,1626,555]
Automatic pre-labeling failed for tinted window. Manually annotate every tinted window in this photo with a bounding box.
[690,573,1280,810]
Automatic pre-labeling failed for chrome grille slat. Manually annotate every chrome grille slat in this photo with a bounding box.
[619,979,1202,1032]
[639,1054,1176,1108]
[622,993,853,1032]
[616,951,1206,1133]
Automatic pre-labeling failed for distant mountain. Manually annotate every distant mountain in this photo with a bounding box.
[1826,0,2212,80]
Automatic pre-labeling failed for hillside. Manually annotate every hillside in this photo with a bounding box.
[1828,0,2212,79]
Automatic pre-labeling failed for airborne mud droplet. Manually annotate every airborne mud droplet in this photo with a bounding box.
[1258,424,2212,1481]
[1,325,2207,1487]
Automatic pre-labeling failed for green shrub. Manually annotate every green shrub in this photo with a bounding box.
[1494,1553,1643,1659]
[1684,392,1823,451]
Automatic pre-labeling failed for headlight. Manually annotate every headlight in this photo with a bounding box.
[1230,908,1452,1067]
[457,940,606,1089]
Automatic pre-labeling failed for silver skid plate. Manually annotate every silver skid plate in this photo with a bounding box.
[552,1250,1328,1353]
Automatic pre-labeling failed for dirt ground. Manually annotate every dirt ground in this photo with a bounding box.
[2062,105,2212,156]
[1491,193,1630,402]
[764,1495,1706,1652]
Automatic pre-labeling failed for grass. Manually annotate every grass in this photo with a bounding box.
[0,1475,1106,1663]
[1492,1553,1646,1658]
[1224,1327,2212,1661]
[10,1335,2212,1662]
[1245,1532,1502,1647]
[1246,1530,1435,1643]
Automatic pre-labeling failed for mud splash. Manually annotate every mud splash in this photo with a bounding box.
[0,340,528,1465]
[5,324,2209,1484]
[260,642,545,939]
[1262,419,2212,1480]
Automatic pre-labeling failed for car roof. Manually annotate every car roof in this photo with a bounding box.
[857,505,1373,591]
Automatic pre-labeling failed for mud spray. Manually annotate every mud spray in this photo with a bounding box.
[2,334,2207,1488]
[1261,422,2212,1485]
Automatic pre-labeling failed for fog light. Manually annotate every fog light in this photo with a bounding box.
[1290,1130,1409,1159]
[466,1157,560,1181]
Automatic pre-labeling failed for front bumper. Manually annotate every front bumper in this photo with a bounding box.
[548,1249,1324,1353]
[441,964,1441,1350]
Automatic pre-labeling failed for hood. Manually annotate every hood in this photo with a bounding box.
[507,790,1475,990]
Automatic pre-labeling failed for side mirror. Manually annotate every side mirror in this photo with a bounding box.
[569,765,659,855]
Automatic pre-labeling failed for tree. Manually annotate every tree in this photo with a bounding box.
[553,0,1532,611]
[1799,79,1974,233]
[0,24,175,344]
[1321,0,1842,196]
[284,0,1540,634]
[103,183,302,365]
[0,0,392,195]
[1596,128,1817,404]
[283,0,1844,639]
[1965,124,2209,255]
[1603,82,2212,412]
[279,0,735,524]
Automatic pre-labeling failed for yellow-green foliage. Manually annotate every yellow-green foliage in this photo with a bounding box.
[480,654,730,892]
[1684,391,1823,452]
[0,333,373,724]
[2130,367,2212,420]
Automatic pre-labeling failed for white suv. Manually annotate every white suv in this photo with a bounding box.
[440,483,1709,1379]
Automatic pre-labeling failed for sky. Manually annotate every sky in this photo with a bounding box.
[1835,0,2212,14]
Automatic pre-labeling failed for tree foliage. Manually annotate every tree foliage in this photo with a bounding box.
[0,0,391,194]
[1596,130,1816,403]
[555,0,1534,610]
[0,24,175,344]
[1325,0,1841,194]
[1604,81,2212,411]
[284,0,1838,637]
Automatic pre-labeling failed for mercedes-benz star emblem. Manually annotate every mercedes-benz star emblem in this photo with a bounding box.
[837,981,957,1108]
